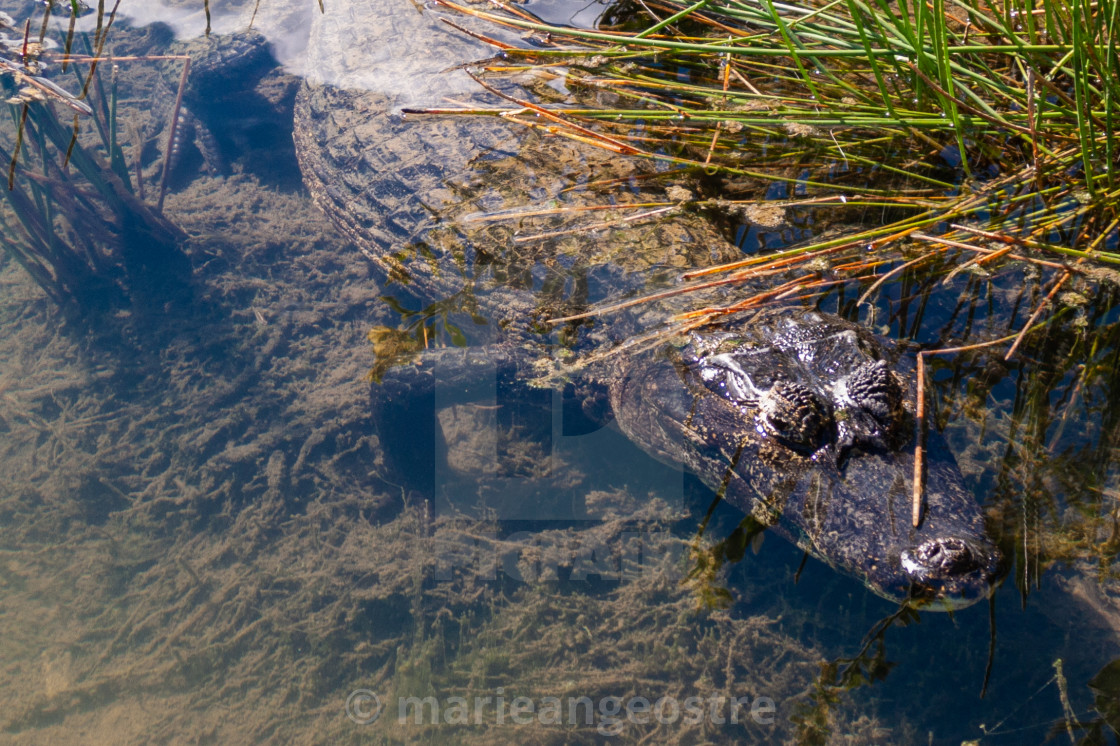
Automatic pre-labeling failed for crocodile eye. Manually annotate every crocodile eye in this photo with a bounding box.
[846,360,904,428]
[758,381,829,448]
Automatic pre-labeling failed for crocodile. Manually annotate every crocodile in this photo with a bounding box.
[611,309,1002,607]
[278,0,1004,607]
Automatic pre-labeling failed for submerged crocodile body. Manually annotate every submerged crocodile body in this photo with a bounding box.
[286,0,1002,607]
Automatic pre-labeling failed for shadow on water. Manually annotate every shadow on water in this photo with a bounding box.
[0,0,1120,744]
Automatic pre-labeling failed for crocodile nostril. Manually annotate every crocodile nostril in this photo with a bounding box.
[921,538,974,573]
[901,537,981,581]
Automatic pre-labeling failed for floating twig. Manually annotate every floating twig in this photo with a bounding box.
[512,205,677,242]
[913,351,926,528]
[157,55,190,211]
[0,58,93,115]
[857,248,946,307]
[547,264,793,323]
[1004,270,1071,361]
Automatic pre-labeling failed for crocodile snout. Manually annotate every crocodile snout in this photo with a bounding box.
[904,537,977,576]
[899,536,1000,607]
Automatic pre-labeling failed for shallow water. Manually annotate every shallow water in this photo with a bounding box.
[0,1,1118,744]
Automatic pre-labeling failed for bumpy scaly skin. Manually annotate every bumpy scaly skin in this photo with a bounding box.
[162,28,279,178]
[292,0,742,322]
[293,0,1002,606]
[609,309,1002,607]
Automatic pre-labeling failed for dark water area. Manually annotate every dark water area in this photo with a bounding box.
[0,0,1118,744]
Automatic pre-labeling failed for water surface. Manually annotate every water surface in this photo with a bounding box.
[0,1,1117,743]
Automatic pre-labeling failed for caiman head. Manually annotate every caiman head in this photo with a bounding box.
[610,309,1004,610]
